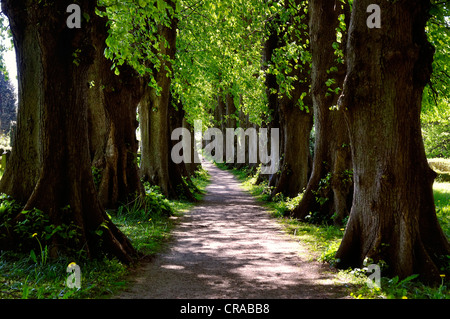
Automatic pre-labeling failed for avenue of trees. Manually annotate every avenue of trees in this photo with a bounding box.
[0,0,449,284]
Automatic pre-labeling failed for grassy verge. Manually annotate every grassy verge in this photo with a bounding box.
[0,168,209,299]
[219,163,450,299]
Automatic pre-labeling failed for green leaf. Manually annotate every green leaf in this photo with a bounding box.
[399,274,420,285]
[82,12,90,22]
[429,5,441,17]
[157,0,165,11]
[95,229,103,236]
[389,276,399,285]
[29,250,37,263]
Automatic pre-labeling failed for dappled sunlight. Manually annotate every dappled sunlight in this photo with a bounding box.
[118,161,348,299]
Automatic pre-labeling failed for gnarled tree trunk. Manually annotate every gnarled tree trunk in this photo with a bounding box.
[291,0,352,225]
[182,117,201,175]
[87,10,145,208]
[168,97,196,201]
[0,0,42,203]
[97,63,145,208]
[257,12,280,186]
[271,0,313,199]
[336,0,450,283]
[139,4,179,198]
[1,0,136,263]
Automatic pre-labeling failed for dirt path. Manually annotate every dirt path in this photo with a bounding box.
[116,160,349,299]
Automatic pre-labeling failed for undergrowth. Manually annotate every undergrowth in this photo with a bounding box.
[0,167,210,299]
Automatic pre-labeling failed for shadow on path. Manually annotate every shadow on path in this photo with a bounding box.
[117,160,349,299]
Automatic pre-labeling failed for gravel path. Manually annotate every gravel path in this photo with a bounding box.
[116,160,349,299]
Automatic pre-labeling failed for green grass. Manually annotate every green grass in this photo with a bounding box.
[221,163,450,299]
[0,167,210,299]
[0,252,129,299]
[434,182,450,239]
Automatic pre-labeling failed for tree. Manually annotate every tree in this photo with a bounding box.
[138,0,183,198]
[267,0,313,198]
[421,1,450,159]
[98,0,198,200]
[173,0,269,140]
[0,72,16,133]
[291,0,352,225]
[423,1,450,110]
[0,13,10,75]
[89,16,145,208]
[168,96,198,200]
[0,0,43,203]
[336,0,450,283]
[0,0,136,263]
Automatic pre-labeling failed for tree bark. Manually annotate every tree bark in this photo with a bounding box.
[168,97,197,200]
[236,96,254,170]
[97,63,145,208]
[336,0,450,283]
[225,91,237,165]
[182,117,201,175]
[291,0,352,225]
[212,87,226,160]
[1,0,137,263]
[139,83,172,197]
[86,10,145,208]
[274,98,312,198]
[139,6,188,199]
[256,12,280,186]
[271,0,313,199]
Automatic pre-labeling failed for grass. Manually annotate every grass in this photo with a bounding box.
[0,167,210,299]
[0,252,129,299]
[219,163,450,299]
[434,182,450,239]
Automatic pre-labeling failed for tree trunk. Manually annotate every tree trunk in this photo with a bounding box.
[225,91,237,165]
[139,5,179,198]
[336,0,450,283]
[86,10,145,208]
[236,96,253,170]
[183,117,201,175]
[274,99,312,198]
[256,12,280,186]
[139,85,172,196]
[291,0,352,225]
[271,0,313,199]
[0,0,42,203]
[1,0,136,263]
[168,98,197,201]
[212,87,226,161]
[98,63,145,208]
[139,4,193,201]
